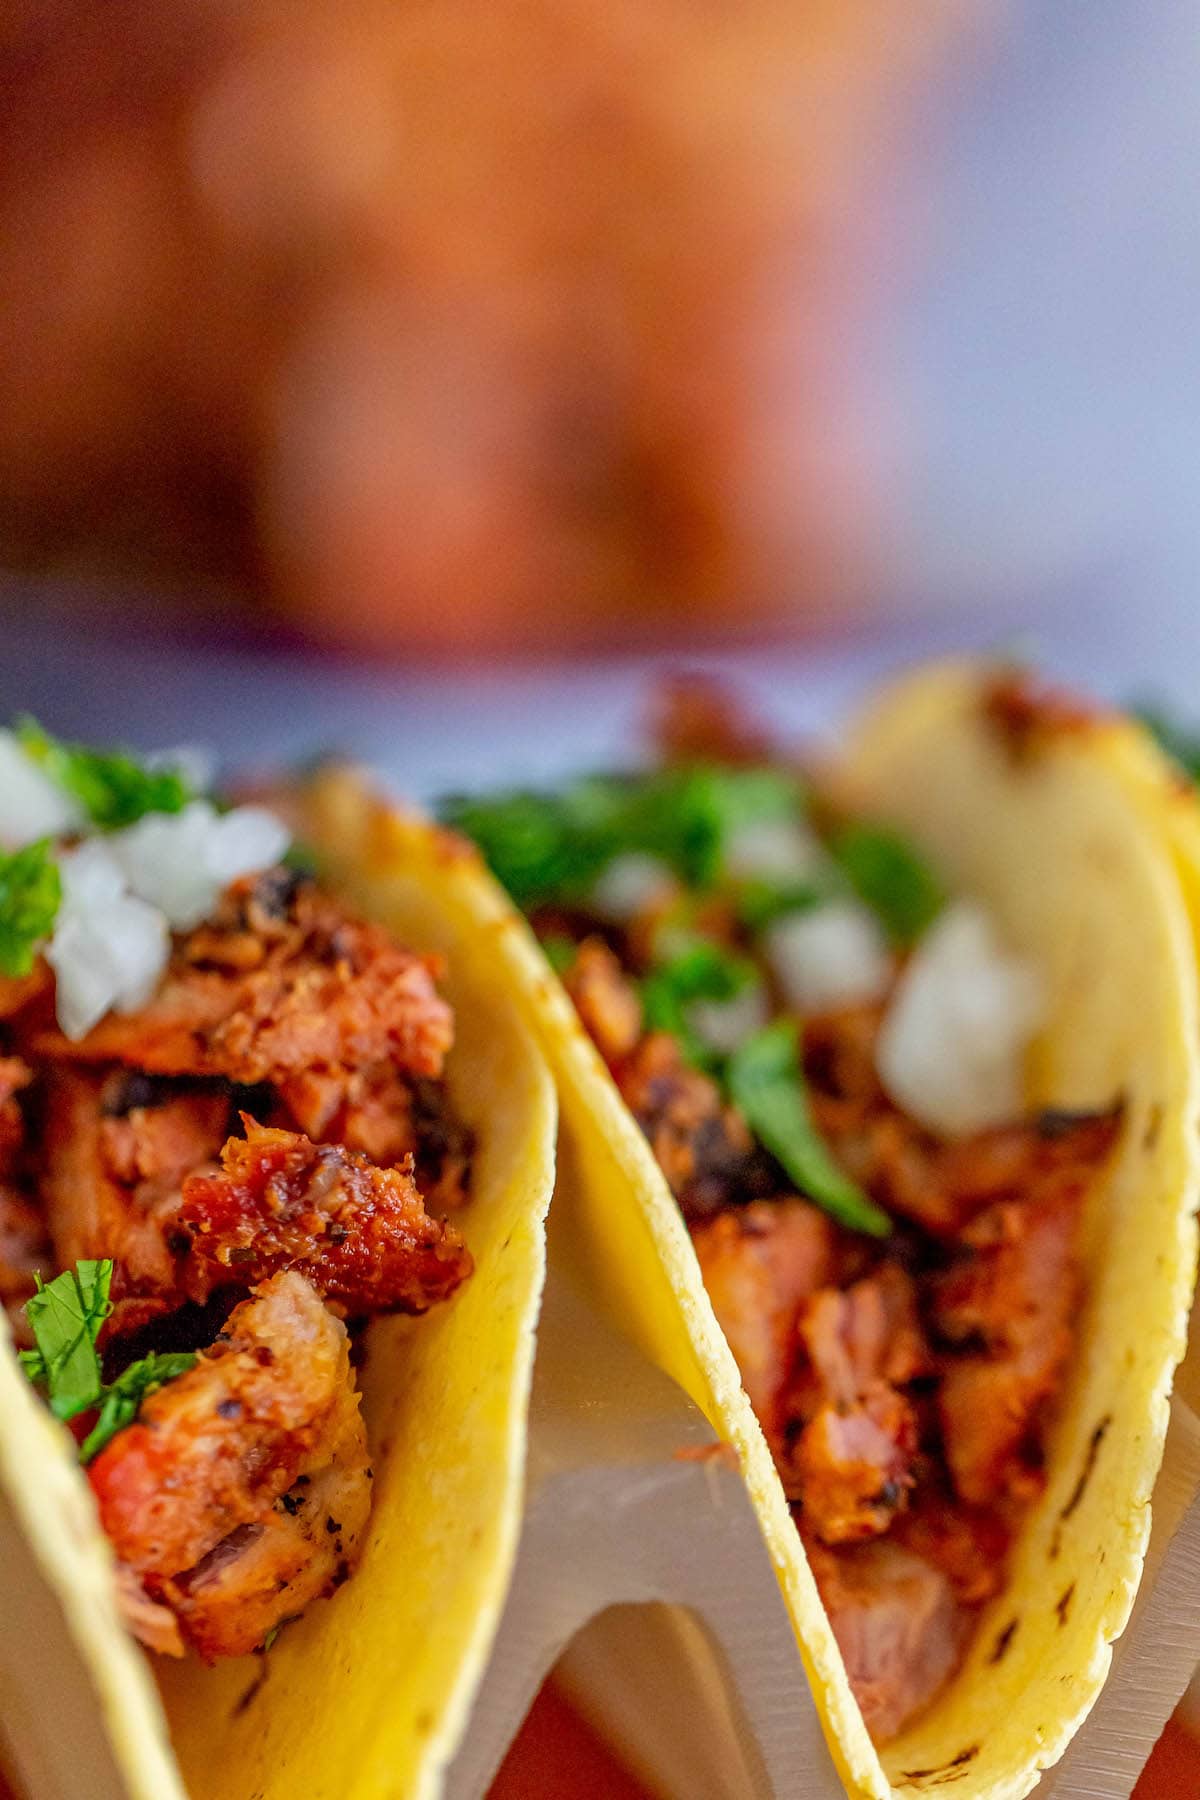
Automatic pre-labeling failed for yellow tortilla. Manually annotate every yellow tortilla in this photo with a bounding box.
[476,661,1200,1799]
[0,779,557,1800]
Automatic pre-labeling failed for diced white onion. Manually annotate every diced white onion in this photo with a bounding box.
[723,817,830,882]
[57,839,126,909]
[0,730,83,846]
[48,888,170,1040]
[590,853,675,921]
[875,901,1042,1139]
[765,901,893,1014]
[205,806,292,887]
[111,801,290,931]
[688,983,770,1056]
[48,797,289,1036]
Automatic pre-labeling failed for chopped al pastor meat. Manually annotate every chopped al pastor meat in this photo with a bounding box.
[91,1272,370,1659]
[0,969,50,1025]
[786,1271,929,1543]
[891,1487,1010,1606]
[692,1199,835,1442]
[179,1121,472,1315]
[33,874,454,1096]
[0,1184,49,1322]
[38,1067,221,1335]
[932,1184,1085,1505]
[805,1535,968,1744]
[0,1056,31,1175]
[563,937,644,1065]
[619,1032,775,1220]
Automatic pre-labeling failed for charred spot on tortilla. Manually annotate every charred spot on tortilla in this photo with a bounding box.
[1036,1102,1123,1142]
[1060,1417,1113,1525]
[1055,1583,1075,1626]
[988,1618,1019,1664]
[1143,1103,1164,1151]
[900,1745,979,1782]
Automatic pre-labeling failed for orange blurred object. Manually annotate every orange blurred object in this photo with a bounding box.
[486,1680,1200,1799]
[0,0,975,655]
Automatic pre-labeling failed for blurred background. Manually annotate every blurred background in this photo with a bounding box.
[3,0,1200,1791]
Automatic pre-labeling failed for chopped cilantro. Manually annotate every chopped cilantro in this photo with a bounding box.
[831,822,943,947]
[19,1260,112,1421]
[734,875,826,933]
[726,1021,890,1236]
[20,1260,195,1457]
[443,763,805,908]
[0,838,61,977]
[17,717,194,831]
[642,939,758,1071]
[1137,705,1200,782]
[79,1351,198,1464]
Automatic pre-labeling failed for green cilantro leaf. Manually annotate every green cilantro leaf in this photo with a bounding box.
[21,1260,112,1421]
[726,1020,890,1236]
[443,763,805,908]
[17,717,194,831]
[21,1261,196,1457]
[0,838,61,977]
[831,822,944,947]
[734,875,827,933]
[642,939,759,1071]
[79,1351,198,1464]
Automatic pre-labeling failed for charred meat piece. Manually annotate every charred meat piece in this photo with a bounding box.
[91,1271,370,1660]
[931,1184,1086,1506]
[787,1269,929,1543]
[619,1031,775,1219]
[158,1375,371,1661]
[891,1486,1010,1607]
[33,872,454,1097]
[0,968,50,1024]
[408,1078,475,1213]
[563,937,643,1065]
[0,1056,31,1177]
[692,1199,835,1443]
[0,1183,50,1325]
[38,1066,230,1336]
[805,1534,968,1745]
[179,1121,472,1315]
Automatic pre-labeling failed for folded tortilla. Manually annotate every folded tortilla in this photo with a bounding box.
[0,778,557,1800]
[471,661,1200,1799]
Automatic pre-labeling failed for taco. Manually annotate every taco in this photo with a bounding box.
[446,661,1200,1798]
[0,729,555,1800]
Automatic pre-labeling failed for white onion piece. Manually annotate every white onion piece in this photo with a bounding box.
[590,853,675,921]
[48,891,169,1040]
[723,817,830,882]
[689,983,770,1056]
[112,801,290,930]
[57,839,126,909]
[875,901,1042,1139]
[0,730,83,846]
[765,901,892,1014]
[205,806,292,887]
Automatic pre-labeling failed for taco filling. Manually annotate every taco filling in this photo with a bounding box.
[448,678,1121,1745]
[0,723,473,1662]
